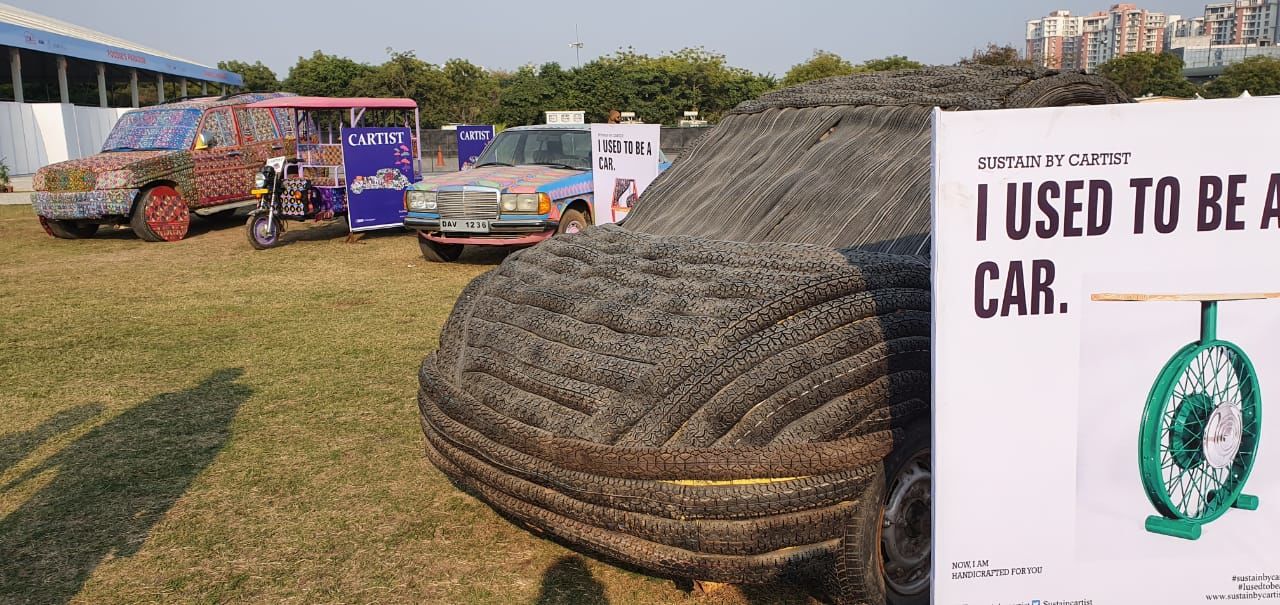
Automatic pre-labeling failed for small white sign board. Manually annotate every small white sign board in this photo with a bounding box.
[589,123,661,225]
[545,110,585,125]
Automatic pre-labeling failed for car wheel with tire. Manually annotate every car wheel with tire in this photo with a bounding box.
[829,469,889,605]
[880,422,931,605]
[39,216,99,239]
[557,208,588,235]
[130,185,190,242]
[828,421,930,605]
[419,233,463,262]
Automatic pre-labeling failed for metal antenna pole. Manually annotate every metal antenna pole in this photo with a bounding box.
[569,25,584,67]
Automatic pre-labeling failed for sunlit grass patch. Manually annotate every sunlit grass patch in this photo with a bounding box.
[0,205,813,604]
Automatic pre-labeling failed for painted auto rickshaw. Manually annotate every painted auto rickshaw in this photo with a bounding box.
[240,97,421,249]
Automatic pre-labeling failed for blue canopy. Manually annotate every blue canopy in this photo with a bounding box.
[0,11,243,86]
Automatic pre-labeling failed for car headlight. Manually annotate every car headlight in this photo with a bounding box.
[406,190,437,211]
[501,193,550,214]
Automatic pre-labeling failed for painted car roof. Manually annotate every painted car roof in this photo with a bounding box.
[141,92,295,111]
[246,96,415,110]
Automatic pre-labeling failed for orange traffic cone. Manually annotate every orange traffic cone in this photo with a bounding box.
[436,147,445,168]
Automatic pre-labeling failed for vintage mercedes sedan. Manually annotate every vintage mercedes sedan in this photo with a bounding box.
[402,124,667,262]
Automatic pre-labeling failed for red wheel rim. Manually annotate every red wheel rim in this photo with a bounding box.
[144,186,189,242]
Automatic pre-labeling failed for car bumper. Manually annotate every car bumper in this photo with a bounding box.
[31,189,139,220]
[405,216,558,246]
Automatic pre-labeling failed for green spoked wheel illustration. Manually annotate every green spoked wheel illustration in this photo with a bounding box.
[1094,293,1275,540]
[1140,338,1260,538]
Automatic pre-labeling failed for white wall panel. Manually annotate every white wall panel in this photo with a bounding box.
[0,101,126,175]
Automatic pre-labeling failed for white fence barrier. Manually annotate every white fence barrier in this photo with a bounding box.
[0,101,129,176]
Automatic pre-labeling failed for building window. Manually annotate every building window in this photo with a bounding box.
[65,56,100,106]
[16,49,60,103]
[0,66,12,102]
[104,64,133,108]
[136,74,157,106]
[164,79,181,102]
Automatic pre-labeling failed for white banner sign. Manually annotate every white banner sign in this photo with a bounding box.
[590,123,661,225]
[933,99,1280,605]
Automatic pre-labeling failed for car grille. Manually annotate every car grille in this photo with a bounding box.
[437,189,499,220]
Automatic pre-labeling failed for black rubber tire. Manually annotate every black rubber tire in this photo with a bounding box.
[246,213,282,250]
[880,422,930,605]
[419,234,464,262]
[828,469,887,605]
[42,218,99,239]
[203,208,242,222]
[557,208,589,235]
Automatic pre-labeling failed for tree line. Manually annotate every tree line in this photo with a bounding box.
[217,44,1280,128]
[1095,52,1280,99]
[220,48,775,128]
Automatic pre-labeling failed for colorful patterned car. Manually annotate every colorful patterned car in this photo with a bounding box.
[31,92,296,242]
[402,124,668,262]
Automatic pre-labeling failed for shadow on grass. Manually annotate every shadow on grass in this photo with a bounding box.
[535,555,608,605]
[738,582,819,604]
[0,369,250,604]
[457,244,516,266]
[409,232,517,266]
[277,219,353,245]
[268,220,413,248]
[671,578,816,604]
[0,404,102,477]
[87,209,249,241]
[482,500,821,605]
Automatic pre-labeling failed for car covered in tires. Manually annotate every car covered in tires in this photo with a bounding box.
[403,124,668,262]
[31,92,295,242]
[416,67,1129,604]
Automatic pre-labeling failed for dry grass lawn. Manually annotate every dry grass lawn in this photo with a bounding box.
[0,205,815,605]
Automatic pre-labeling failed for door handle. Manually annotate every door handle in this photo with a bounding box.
[227,150,242,157]
[271,144,283,150]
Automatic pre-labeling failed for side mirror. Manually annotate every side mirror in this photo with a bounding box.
[195,133,211,150]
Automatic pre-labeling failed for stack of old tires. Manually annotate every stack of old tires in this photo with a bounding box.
[418,66,1128,604]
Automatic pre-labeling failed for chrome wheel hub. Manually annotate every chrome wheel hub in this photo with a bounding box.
[1204,402,1243,469]
[882,451,931,595]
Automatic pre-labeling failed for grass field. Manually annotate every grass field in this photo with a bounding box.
[0,205,813,605]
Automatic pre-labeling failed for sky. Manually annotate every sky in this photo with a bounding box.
[15,0,1217,76]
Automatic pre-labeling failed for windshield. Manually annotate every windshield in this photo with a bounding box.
[474,129,591,171]
[101,108,202,152]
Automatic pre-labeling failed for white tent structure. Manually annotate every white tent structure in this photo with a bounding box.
[0,3,244,175]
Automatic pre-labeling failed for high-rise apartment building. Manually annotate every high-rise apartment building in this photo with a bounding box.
[1078,12,1112,72]
[1030,1,1280,74]
[1026,10,1083,69]
[1200,0,1279,45]
[1167,15,1207,40]
[1027,4,1170,72]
